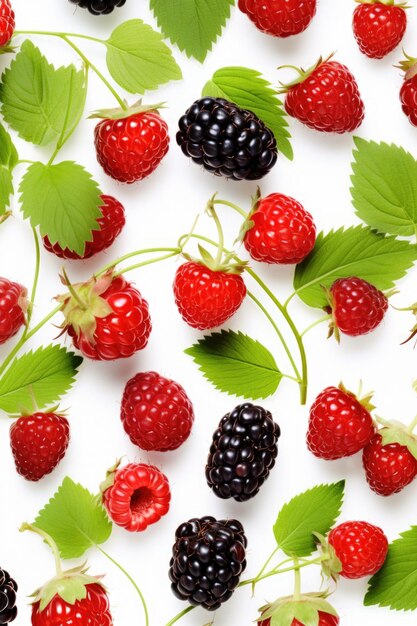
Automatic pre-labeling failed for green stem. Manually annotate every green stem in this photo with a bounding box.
[212,198,248,219]
[22,228,41,339]
[300,314,331,338]
[293,558,301,601]
[96,247,181,277]
[206,204,225,266]
[114,251,181,277]
[407,414,417,434]
[239,557,323,587]
[284,292,297,309]
[165,605,195,626]
[20,523,63,576]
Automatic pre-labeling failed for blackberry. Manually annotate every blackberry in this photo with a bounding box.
[68,0,126,15]
[206,403,280,502]
[169,516,247,611]
[176,97,278,181]
[0,568,17,623]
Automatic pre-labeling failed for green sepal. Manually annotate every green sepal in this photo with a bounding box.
[0,45,16,55]
[236,187,261,244]
[89,100,165,121]
[355,0,410,7]
[376,418,417,461]
[277,54,335,94]
[396,52,417,80]
[314,532,343,581]
[99,459,121,496]
[259,594,338,626]
[338,382,376,413]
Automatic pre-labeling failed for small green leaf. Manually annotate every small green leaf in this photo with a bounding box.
[105,19,182,94]
[351,138,417,237]
[0,345,82,414]
[202,67,293,160]
[185,330,282,400]
[365,526,417,611]
[273,481,345,557]
[294,226,417,308]
[35,477,112,559]
[19,161,102,255]
[0,40,87,146]
[150,0,234,62]
[0,123,18,216]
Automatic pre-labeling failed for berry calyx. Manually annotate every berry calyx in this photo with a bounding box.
[0,278,28,345]
[0,0,15,48]
[258,595,339,626]
[326,521,388,579]
[353,1,408,59]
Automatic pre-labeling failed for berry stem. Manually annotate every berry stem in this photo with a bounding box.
[300,314,332,338]
[165,606,195,626]
[20,523,63,576]
[22,227,41,340]
[113,250,181,278]
[211,198,248,219]
[205,203,226,266]
[293,558,302,601]
[95,247,181,277]
[407,414,417,434]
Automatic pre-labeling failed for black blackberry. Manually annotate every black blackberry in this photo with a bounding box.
[206,403,280,502]
[0,569,17,623]
[169,516,247,611]
[176,97,278,181]
[68,0,126,15]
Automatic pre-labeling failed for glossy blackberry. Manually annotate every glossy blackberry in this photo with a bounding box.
[0,568,17,623]
[176,97,278,181]
[169,516,247,611]
[68,0,126,14]
[206,403,280,502]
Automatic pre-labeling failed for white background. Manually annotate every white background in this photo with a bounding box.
[1,0,417,624]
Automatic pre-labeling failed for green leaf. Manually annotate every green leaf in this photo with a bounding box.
[150,0,234,62]
[35,477,112,559]
[0,345,82,414]
[273,481,345,557]
[19,161,102,255]
[0,123,18,216]
[351,138,417,237]
[365,526,417,611]
[104,19,182,94]
[294,226,417,308]
[0,40,87,146]
[185,330,282,400]
[202,67,293,160]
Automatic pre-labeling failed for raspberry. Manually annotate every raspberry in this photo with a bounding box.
[0,0,14,47]
[102,463,171,532]
[0,277,27,345]
[120,371,194,451]
[238,0,317,38]
[43,195,125,260]
[259,611,339,626]
[398,54,417,127]
[244,193,316,264]
[353,1,407,59]
[328,521,388,579]
[363,432,417,496]
[0,568,17,623]
[177,97,277,181]
[206,403,280,501]
[68,0,125,14]
[32,582,112,626]
[169,517,247,610]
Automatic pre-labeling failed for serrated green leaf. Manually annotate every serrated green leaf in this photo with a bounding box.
[19,161,102,255]
[273,482,345,557]
[104,19,182,94]
[150,0,234,62]
[365,526,417,611]
[351,138,417,237]
[0,124,18,216]
[293,226,417,308]
[202,66,293,160]
[35,477,112,559]
[185,330,282,400]
[0,40,87,146]
[0,345,82,414]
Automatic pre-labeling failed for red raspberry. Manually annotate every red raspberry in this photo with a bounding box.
[282,59,365,133]
[307,386,375,460]
[238,0,317,38]
[121,371,194,451]
[244,193,316,264]
[328,277,388,338]
[328,521,388,579]
[398,54,417,127]
[102,463,171,532]
[173,262,246,330]
[353,1,407,59]
[43,195,125,260]
[94,108,169,184]
[0,0,15,47]
[0,277,27,345]
[10,412,70,482]
[259,611,339,626]
[363,432,417,496]
[32,582,112,626]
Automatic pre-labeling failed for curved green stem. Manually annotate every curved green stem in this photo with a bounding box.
[284,292,297,309]
[407,414,417,434]
[96,247,181,277]
[165,605,195,626]
[114,251,180,277]
[20,523,63,576]
[212,198,248,219]
[22,228,41,339]
[300,314,331,338]
[206,203,225,266]
[293,558,301,601]
[239,557,323,587]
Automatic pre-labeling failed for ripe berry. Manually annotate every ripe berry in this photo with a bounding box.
[94,106,169,183]
[259,611,339,626]
[206,403,281,501]
[238,0,317,38]
[0,568,17,623]
[177,97,277,181]
[328,521,388,579]
[32,582,112,626]
[0,278,27,345]
[327,277,388,338]
[102,462,171,532]
[68,0,125,14]
[398,53,417,127]
[169,516,247,610]
[10,412,70,482]
[353,1,407,59]
[121,371,194,451]
[43,195,125,260]
[282,58,365,133]
[59,272,152,361]
[244,192,316,264]
[0,0,15,47]
[363,432,417,496]
[307,385,375,460]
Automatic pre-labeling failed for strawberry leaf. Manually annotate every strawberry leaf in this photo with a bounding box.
[202,67,293,160]
[185,330,282,400]
[0,123,18,216]
[293,226,417,308]
[35,477,112,559]
[104,19,182,94]
[273,481,345,557]
[0,345,82,414]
